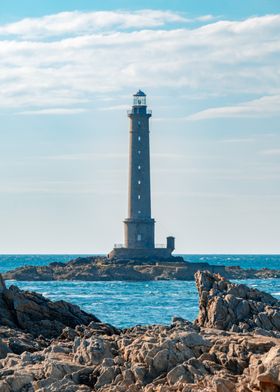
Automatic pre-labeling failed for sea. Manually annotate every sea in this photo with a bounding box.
[0,254,279,328]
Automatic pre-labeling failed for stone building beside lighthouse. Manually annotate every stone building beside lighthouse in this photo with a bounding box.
[109,91,175,260]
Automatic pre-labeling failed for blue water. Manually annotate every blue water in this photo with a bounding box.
[185,254,280,270]
[1,254,280,328]
[0,255,92,273]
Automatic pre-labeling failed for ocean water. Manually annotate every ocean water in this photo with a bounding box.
[1,254,280,328]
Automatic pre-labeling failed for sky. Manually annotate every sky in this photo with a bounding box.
[0,0,280,254]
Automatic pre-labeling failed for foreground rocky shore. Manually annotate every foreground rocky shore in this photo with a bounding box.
[0,270,280,391]
[3,256,280,281]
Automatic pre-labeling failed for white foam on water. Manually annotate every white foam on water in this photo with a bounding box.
[66,294,95,298]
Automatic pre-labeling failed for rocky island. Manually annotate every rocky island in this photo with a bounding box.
[0,270,280,391]
[3,255,280,281]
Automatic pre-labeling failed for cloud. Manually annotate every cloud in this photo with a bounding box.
[18,108,87,115]
[219,138,256,143]
[98,104,129,111]
[45,153,126,161]
[0,10,188,38]
[187,95,280,120]
[0,181,125,195]
[196,15,218,22]
[0,12,279,112]
[261,149,280,156]
[43,152,185,161]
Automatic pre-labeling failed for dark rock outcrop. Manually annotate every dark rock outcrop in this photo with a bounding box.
[0,274,100,338]
[0,326,46,358]
[4,255,280,281]
[195,270,280,335]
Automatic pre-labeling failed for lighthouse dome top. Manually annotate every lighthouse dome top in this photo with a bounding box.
[134,90,146,97]
[133,90,147,106]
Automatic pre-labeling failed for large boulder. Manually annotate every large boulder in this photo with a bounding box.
[195,270,280,334]
[0,273,100,338]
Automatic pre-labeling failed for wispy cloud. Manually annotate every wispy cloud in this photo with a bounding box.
[0,181,125,195]
[0,11,219,39]
[0,177,127,195]
[98,104,128,111]
[0,12,279,113]
[0,10,188,38]
[18,108,87,115]
[261,149,280,155]
[44,152,186,161]
[187,95,280,121]
[45,153,126,161]
[219,138,256,143]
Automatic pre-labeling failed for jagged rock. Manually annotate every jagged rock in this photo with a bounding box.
[94,366,119,388]
[0,270,279,391]
[0,326,46,355]
[0,273,100,338]
[195,270,280,333]
[152,348,169,373]
[167,364,194,385]
[73,336,115,366]
[0,341,11,360]
[0,318,278,392]
[4,372,33,392]
[257,346,280,389]
[36,377,92,392]
[179,331,210,348]
[238,345,280,392]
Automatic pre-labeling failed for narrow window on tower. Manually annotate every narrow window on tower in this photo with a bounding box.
[138,136,141,141]
[138,210,141,215]
[137,234,142,241]
[138,180,141,185]
[138,195,141,200]
[138,121,141,127]
[138,150,141,155]
[138,165,141,170]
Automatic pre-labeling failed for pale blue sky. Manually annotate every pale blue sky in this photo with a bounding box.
[1,0,280,20]
[0,1,279,253]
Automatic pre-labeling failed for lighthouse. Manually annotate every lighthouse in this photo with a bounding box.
[125,90,154,249]
[109,91,175,260]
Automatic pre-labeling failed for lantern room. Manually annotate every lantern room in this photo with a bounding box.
[133,90,146,106]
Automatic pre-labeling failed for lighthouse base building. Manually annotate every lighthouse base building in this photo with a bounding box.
[108,91,175,261]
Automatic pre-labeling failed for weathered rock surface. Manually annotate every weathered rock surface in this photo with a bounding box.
[0,274,100,338]
[0,317,280,391]
[195,270,280,336]
[4,256,280,281]
[0,271,280,391]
